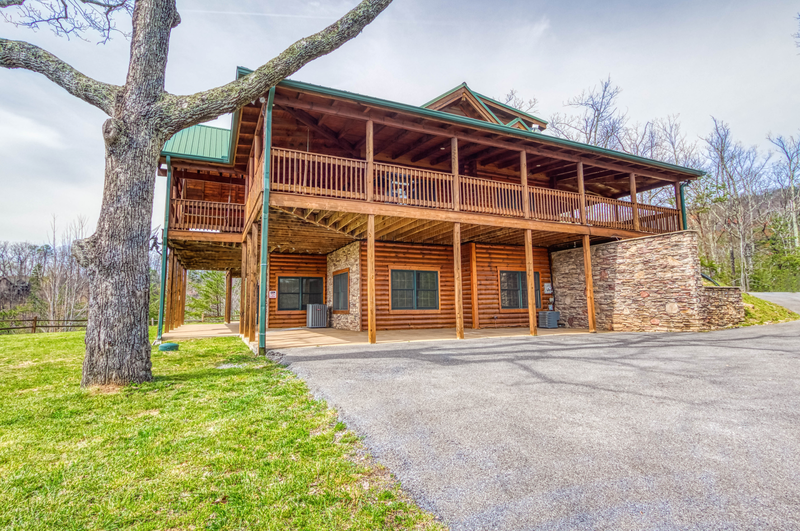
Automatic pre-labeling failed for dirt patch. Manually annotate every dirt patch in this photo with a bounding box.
[87,384,123,395]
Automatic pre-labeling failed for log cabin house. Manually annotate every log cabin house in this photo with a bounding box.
[156,69,742,353]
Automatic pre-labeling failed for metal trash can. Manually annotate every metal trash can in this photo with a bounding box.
[306,304,328,328]
[538,310,560,329]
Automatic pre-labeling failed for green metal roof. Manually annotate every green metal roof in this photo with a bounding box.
[473,89,548,127]
[162,69,703,178]
[422,82,549,128]
[162,124,231,164]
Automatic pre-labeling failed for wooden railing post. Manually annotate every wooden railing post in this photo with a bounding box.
[453,222,464,339]
[367,214,376,344]
[451,137,460,211]
[630,173,640,231]
[582,234,597,333]
[224,271,232,324]
[520,151,530,219]
[31,316,37,334]
[366,120,374,202]
[524,229,537,336]
[577,160,587,225]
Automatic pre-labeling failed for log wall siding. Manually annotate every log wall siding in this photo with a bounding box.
[466,243,551,329]
[359,242,457,330]
[268,253,328,329]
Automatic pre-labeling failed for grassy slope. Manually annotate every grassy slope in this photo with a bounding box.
[0,332,441,531]
[742,293,800,326]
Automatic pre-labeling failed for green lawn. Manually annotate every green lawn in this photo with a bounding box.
[0,331,441,530]
[742,293,800,326]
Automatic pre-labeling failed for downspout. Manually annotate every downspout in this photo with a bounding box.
[680,181,689,230]
[258,87,275,355]
[156,155,172,342]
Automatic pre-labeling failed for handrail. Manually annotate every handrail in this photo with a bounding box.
[171,199,245,233]
[262,147,680,235]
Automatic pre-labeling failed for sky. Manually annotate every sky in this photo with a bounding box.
[1,0,798,242]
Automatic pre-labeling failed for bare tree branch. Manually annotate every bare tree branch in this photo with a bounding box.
[0,37,120,114]
[165,0,393,132]
[1,0,132,41]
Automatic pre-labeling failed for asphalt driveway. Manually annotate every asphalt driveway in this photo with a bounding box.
[749,292,800,314]
[273,322,800,530]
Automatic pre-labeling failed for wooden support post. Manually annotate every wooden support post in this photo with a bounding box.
[451,137,460,211]
[520,151,530,219]
[674,182,684,230]
[240,239,247,335]
[366,120,374,202]
[224,271,232,324]
[582,234,597,333]
[180,266,187,326]
[524,229,537,336]
[630,173,640,232]
[577,160,587,225]
[31,316,37,334]
[367,214,376,344]
[453,222,464,339]
[249,223,258,344]
[163,249,173,333]
[469,242,479,329]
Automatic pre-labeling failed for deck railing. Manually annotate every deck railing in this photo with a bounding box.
[175,147,680,235]
[171,200,245,233]
[461,177,524,217]
[272,147,367,200]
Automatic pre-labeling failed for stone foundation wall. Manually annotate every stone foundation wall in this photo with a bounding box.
[551,231,743,332]
[326,242,361,331]
[700,287,745,329]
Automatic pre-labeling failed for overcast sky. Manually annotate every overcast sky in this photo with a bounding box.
[1,0,798,242]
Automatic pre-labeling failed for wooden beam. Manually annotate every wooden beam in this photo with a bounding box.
[367,214,376,344]
[224,271,232,324]
[582,234,596,333]
[175,170,246,186]
[630,173,640,232]
[411,138,451,164]
[521,152,530,219]
[452,137,460,212]
[170,162,245,177]
[276,104,359,157]
[169,231,241,244]
[577,161,587,225]
[469,242,479,329]
[453,222,464,339]
[524,229,537,336]
[366,120,374,202]
[674,182,683,229]
[268,192,649,240]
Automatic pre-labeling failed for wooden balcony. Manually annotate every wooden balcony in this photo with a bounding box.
[171,199,245,233]
[258,147,680,235]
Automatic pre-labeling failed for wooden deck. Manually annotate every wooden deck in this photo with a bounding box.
[162,322,593,350]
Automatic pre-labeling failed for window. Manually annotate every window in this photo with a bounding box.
[500,271,540,309]
[332,270,349,311]
[278,276,323,311]
[391,270,439,310]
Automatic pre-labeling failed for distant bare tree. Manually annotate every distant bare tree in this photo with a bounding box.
[768,133,800,249]
[503,89,539,114]
[548,76,627,149]
[1,0,394,387]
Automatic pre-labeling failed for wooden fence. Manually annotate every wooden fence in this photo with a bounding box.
[374,162,453,209]
[0,317,87,334]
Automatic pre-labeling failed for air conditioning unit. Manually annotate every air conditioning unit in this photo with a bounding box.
[538,311,560,329]
[306,304,328,328]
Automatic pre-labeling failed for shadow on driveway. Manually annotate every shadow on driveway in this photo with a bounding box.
[274,322,800,530]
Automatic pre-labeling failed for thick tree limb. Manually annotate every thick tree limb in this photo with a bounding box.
[0,1,26,8]
[0,37,121,114]
[165,0,393,132]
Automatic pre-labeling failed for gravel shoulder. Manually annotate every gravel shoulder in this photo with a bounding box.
[274,322,800,530]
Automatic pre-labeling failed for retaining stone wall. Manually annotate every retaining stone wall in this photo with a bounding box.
[326,242,361,331]
[551,231,742,332]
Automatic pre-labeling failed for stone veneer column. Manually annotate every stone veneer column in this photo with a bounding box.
[326,241,362,331]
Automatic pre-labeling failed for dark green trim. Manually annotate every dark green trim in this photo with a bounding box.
[163,68,703,179]
[156,156,172,341]
[680,181,689,230]
[258,86,275,355]
[473,90,549,126]
[505,117,533,132]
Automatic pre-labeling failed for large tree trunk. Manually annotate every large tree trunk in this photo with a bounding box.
[80,123,162,386]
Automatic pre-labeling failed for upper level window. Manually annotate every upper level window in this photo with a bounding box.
[332,270,349,311]
[391,270,439,310]
[278,277,323,311]
[499,271,540,309]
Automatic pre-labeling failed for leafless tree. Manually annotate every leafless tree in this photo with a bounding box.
[503,89,539,115]
[0,0,393,386]
[767,133,800,249]
[548,76,627,149]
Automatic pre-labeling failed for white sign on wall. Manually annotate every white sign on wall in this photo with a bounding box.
[268,290,277,299]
